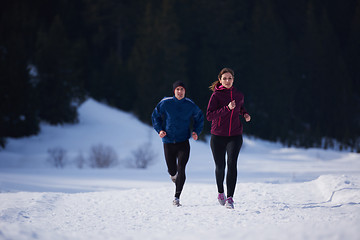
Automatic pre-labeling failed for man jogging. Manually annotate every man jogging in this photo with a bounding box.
[152,81,204,206]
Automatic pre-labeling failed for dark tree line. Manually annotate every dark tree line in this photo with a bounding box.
[1,0,359,151]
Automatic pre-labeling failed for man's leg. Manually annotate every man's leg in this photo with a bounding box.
[174,141,190,198]
[163,143,177,177]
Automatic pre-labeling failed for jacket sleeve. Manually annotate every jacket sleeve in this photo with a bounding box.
[239,104,248,117]
[151,101,164,133]
[206,93,230,121]
[192,104,204,135]
[239,93,248,117]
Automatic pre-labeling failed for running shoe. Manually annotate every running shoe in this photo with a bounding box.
[218,192,226,206]
[173,197,181,207]
[225,197,234,209]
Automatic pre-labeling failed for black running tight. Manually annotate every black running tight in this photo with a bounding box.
[210,134,243,198]
[163,140,190,198]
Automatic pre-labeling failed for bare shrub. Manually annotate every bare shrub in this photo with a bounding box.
[47,147,67,168]
[129,142,157,169]
[74,152,86,169]
[89,144,118,168]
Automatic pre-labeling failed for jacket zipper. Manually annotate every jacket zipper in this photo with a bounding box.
[229,88,233,136]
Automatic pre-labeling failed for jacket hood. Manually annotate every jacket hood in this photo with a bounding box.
[214,82,233,92]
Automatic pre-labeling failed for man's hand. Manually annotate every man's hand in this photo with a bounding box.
[192,132,198,140]
[159,130,167,138]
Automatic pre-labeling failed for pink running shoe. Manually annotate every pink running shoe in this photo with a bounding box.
[218,193,226,206]
[225,197,234,209]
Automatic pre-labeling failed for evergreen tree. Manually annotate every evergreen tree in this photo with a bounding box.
[248,0,290,142]
[0,0,40,148]
[293,1,356,148]
[34,15,82,124]
[81,0,140,111]
[102,52,133,111]
[128,0,187,123]
[347,0,360,151]
[1,0,359,151]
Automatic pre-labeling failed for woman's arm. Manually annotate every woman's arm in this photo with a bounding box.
[206,94,231,121]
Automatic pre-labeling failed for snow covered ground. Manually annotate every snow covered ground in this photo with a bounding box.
[1,98,360,240]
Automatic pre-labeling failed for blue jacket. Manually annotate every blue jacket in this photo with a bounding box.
[152,96,204,143]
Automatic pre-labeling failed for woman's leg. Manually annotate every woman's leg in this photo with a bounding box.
[210,135,227,194]
[225,135,243,198]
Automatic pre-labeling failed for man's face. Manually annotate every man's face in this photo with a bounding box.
[174,86,185,100]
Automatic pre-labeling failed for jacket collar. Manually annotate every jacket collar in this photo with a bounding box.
[173,96,186,102]
[215,82,233,91]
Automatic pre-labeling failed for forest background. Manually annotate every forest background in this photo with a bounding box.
[1,0,359,151]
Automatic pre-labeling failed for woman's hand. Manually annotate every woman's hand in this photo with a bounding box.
[228,100,236,110]
[244,113,251,122]
[192,132,198,140]
[159,130,167,138]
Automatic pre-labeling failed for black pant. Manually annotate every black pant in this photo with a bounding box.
[210,134,243,198]
[163,140,190,198]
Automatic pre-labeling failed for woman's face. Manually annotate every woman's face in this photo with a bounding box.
[219,72,234,89]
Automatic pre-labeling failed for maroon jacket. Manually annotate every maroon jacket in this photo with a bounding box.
[206,83,248,136]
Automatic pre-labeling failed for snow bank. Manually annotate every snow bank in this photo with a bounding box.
[315,175,360,205]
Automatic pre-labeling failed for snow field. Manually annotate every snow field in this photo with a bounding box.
[1,98,360,240]
[1,175,360,240]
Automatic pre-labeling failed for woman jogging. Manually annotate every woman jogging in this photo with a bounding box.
[152,81,204,206]
[206,68,251,209]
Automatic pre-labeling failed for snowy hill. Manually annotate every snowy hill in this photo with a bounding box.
[0,98,360,240]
